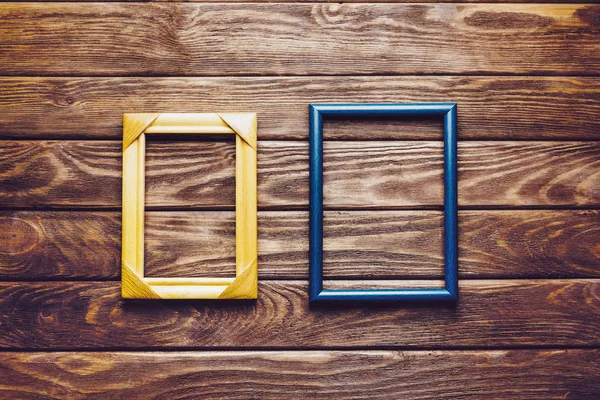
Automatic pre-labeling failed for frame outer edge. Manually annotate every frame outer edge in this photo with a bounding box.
[308,103,459,303]
[232,132,258,298]
[121,113,258,300]
[309,105,324,302]
[227,113,258,298]
[444,104,459,299]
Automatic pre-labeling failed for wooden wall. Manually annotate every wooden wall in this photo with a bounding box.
[1,2,599,399]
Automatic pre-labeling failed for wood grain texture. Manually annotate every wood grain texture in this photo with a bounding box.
[1,4,599,76]
[2,210,599,280]
[1,77,599,140]
[1,140,599,209]
[458,141,600,207]
[1,350,599,399]
[1,0,598,396]
[0,280,599,349]
[0,211,120,280]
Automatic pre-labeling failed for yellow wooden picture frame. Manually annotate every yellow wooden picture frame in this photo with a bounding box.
[121,113,258,299]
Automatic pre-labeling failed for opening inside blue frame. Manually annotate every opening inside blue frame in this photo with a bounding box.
[320,117,445,290]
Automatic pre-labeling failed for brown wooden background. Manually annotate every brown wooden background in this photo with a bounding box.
[1,2,599,399]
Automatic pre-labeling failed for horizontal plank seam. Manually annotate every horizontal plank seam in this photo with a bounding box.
[0,345,598,353]
[2,1,600,4]
[1,205,600,212]
[2,72,600,78]
[0,206,442,212]
[1,277,598,283]
[2,207,598,212]
[1,137,599,143]
[1,279,599,283]
[2,140,598,145]
[0,74,598,80]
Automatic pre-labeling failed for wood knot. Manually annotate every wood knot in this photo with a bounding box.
[0,217,43,255]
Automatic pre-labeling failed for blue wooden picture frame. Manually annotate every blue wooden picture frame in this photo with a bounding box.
[309,103,458,303]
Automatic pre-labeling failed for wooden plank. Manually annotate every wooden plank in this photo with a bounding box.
[0,350,598,399]
[1,4,599,76]
[1,140,599,209]
[1,77,599,140]
[458,141,600,207]
[0,211,120,280]
[0,280,598,349]
[2,210,599,280]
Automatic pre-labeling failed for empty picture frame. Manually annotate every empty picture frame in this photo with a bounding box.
[122,113,258,299]
[308,103,458,303]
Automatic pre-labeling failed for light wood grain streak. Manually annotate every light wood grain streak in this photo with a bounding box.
[0,280,599,349]
[1,210,599,280]
[0,350,598,399]
[0,140,598,208]
[0,4,599,76]
[0,77,599,140]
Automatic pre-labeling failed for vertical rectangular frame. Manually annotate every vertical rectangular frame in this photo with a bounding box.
[122,113,258,300]
[309,103,458,303]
